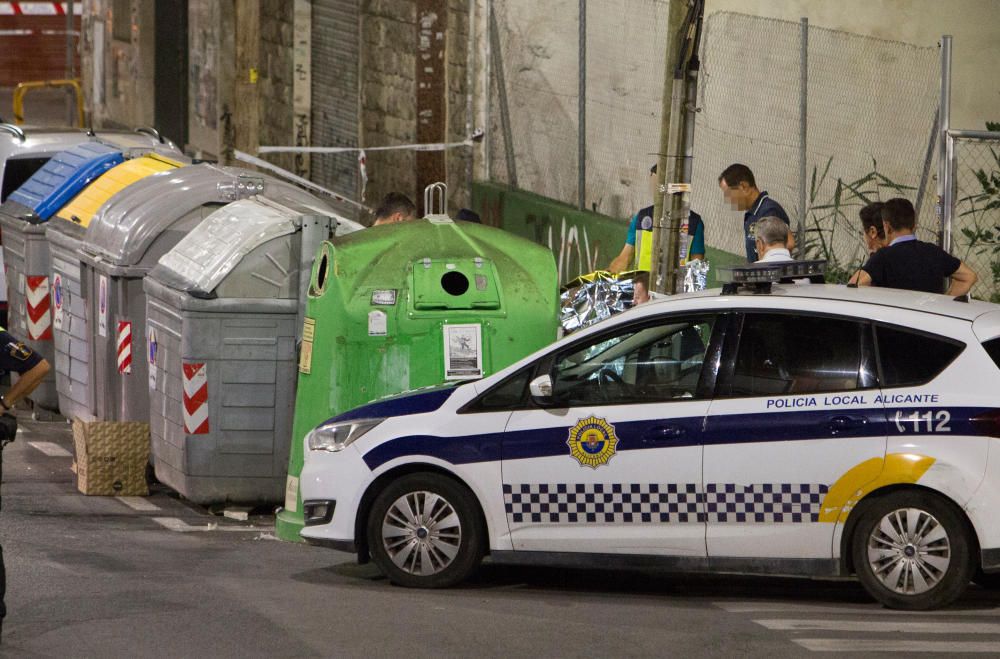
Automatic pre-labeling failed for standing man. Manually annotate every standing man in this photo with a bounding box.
[371,193,417,226]
[718,163,792,262]
[753,217,793,263]
[859,201,887,255]
[850,197,977,295]
[608,165,706,302]
[0,328,51,640]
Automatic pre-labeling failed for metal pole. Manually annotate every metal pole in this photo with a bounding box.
[489,7,517,187]
[650,0,689,295]
[797,17,808,256]
[465,0,477,196]
[65,0,75,126]
[938,35,952,250]
[484,0,492,181]
[914,107,938,224]
[577,0,586,211]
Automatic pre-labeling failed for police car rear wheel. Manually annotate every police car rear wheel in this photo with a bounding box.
[852,491,972,610]
[367,473,484,588]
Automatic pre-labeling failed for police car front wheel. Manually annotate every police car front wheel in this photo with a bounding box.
[852,491,973,610]
[366,473,485,588]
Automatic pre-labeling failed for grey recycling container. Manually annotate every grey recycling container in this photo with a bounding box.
[56,165,332,427]
[46,152,189,421]
[0,142,123,410]
[144,196,362,504]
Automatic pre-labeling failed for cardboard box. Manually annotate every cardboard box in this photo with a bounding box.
[72,420,150,496]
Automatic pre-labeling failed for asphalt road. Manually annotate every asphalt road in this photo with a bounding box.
[1,418,999,658]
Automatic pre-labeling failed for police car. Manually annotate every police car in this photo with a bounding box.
[299,262,1000,610]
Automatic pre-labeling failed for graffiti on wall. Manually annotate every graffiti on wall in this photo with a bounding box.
[544,217,603,284]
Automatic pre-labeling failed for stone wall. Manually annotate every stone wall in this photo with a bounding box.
[81,0,156,130]
[360,0,472,215]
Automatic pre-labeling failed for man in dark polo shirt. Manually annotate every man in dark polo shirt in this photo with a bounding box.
[718,163,792,262]
[0,327,50,640]
[851,197,977,295]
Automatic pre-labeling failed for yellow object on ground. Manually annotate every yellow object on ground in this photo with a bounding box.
[55,154,184,227]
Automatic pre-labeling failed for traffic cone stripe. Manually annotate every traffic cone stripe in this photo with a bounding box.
[116,321,132,375]
[182,362,209,435]
[25,275,52,340]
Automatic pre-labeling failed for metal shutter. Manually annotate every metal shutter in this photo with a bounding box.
[311,0,359,207]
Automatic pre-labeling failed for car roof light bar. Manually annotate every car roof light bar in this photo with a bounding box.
[718,260,826,294]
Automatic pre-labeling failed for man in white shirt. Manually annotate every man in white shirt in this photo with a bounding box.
[753,216,793,263]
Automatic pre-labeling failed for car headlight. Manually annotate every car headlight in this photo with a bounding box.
[306,418,384,452]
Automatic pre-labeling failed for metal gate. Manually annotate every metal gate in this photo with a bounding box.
[311,0,360,211]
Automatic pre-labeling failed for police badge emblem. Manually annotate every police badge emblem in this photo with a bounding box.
[567,416,619,468]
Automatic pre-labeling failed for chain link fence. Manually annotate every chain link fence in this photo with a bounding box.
[486,4,943,280]
[487,0,670,220]
[951,136,1000,302]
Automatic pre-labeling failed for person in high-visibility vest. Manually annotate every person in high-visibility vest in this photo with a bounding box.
[608,164,705,302]
[0,327,50,641]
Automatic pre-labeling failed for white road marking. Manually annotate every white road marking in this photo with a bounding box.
[152,517,270,533]
[714,601,1000,617]
[795,639,1000,653]
[116,496,161,512]
[756,619,1000,634]
[28,441,72,457]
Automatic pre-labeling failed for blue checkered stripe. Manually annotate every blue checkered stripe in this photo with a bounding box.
[503,483,829,524]
[703,483,829,523]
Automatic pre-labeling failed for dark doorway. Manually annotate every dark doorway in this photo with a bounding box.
[154,0,189,149]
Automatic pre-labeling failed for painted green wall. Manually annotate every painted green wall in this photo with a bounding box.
[472,181,744,288]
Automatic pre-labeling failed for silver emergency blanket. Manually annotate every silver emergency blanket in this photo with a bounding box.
[683,259,710,293]
[559,271,638,333]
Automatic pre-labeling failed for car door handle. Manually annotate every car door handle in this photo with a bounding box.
[828,415,867,433]
[642,424,686,445]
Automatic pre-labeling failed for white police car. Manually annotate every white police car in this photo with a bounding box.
[299,262,1000,610]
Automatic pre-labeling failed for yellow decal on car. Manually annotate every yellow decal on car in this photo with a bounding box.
[818,453,935,523]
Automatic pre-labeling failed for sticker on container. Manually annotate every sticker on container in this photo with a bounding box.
[98,275,108,338]
[443,323,482,380]
[147,328,158,389]
[298,317,315,374]
[368,310,387,337]
[52,273,64,331]
[371,289,397,306]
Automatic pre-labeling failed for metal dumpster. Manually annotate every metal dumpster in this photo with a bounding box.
[46,152,187,421]
[276,205,560,540]
[144,195,363,504]
[0,142,124,410]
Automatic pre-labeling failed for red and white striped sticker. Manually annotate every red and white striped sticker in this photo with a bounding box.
[25,275,52,340]
[182,362,209,435]
[0,2,70,15]
[116,321,132,374]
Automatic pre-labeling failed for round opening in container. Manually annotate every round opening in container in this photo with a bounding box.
[314,247,330,295]
[441,271,469,296]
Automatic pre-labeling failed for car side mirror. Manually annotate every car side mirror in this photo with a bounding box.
[529,374,554,406]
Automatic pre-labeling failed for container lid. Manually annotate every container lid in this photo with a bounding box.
[54,153,184,227]
[81,165,334,267]
[7,142,123,221]
[152,197,311,295]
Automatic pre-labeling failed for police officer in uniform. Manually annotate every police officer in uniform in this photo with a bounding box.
[0,327,50,640]
[608,164,707,302]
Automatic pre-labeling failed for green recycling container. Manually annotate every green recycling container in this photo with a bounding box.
[275,216,559,541]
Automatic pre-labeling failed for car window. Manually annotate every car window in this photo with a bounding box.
[985,338,1000,372]
[465,367,533,412]
[551,316,716,406]
[727,313,867,396]
[876,324,965,388]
